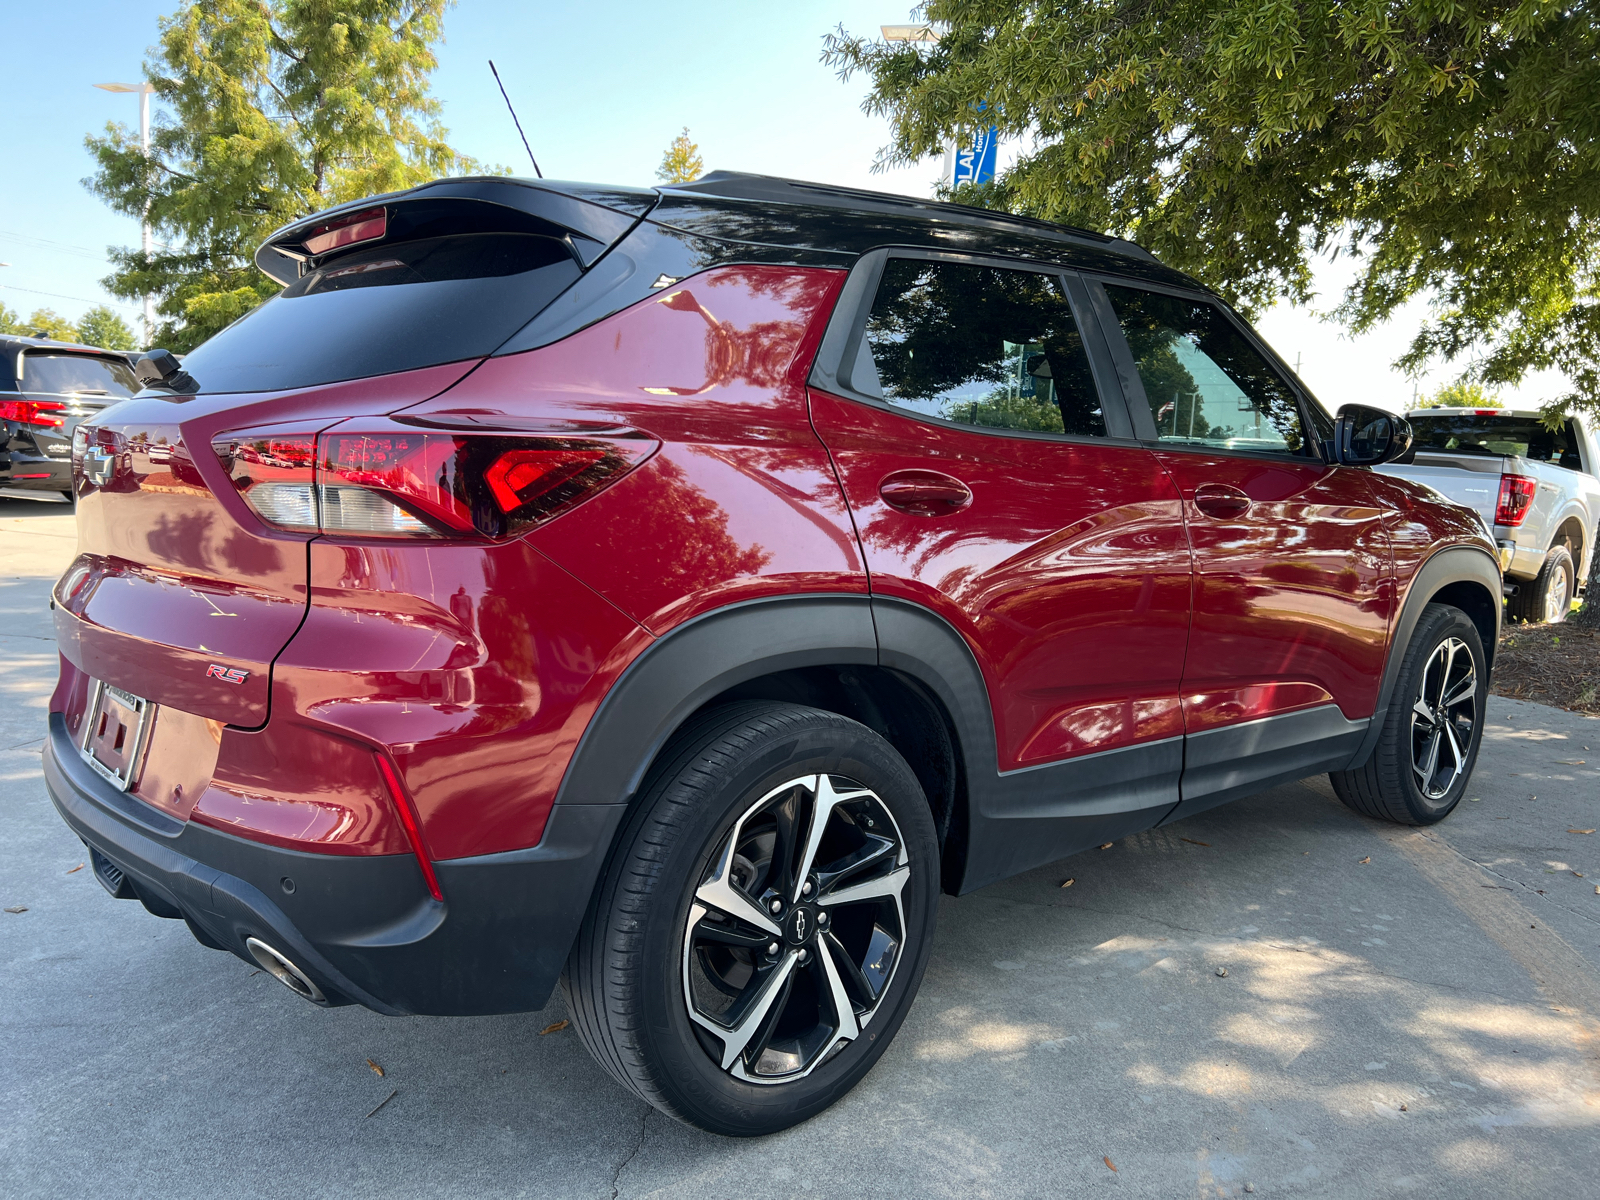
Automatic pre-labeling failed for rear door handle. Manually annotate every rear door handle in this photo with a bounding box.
[1193,483,1251,519]
[878,469,973,517]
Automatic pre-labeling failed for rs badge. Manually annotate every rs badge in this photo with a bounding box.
[205,664,249,685]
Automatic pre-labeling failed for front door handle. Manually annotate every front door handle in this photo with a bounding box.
[1193,483,1251,519]
[878,469,973,517]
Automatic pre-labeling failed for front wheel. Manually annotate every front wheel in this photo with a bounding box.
[1331,603,1487,824]
[562,701,940,1136]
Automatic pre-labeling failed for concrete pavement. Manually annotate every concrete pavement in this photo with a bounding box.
[2,491,1597,1198]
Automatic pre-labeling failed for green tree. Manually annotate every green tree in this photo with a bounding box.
[85,0,490,352]
[75,305,140,351]
[1426,380,1498,408]
[657,127,704,184]
[12,308,81,342]
[824,3,1600,422]
[0,303,23,335]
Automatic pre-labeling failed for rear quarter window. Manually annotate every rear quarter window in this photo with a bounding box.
[179,232,581,394]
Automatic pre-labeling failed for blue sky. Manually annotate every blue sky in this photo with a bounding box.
[0,1,1563,409]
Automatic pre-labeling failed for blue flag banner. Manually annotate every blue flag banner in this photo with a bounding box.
[953,125,997,186]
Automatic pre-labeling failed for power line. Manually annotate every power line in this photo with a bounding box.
[0,283,141,313]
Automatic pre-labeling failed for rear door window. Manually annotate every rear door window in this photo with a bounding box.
[179,232,581,394]
[1103,284,1314,457]
[857,259,1111,438]
[21,353,138,398]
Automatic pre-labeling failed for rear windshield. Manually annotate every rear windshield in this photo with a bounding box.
[179,233,581,394]
[1409,414,1579,464]
[22,353,138,398]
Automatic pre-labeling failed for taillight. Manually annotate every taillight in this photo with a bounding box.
[213,422,652,539]
[0,399,67,428]
[1494,474,1537,526]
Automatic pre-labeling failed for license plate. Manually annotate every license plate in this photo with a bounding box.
[80,680,155,791]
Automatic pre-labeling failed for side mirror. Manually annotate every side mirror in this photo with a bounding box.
[1332,404,1413,466]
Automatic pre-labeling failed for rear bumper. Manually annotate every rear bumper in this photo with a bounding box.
[1,449,71,491]
[44,713,623,1016]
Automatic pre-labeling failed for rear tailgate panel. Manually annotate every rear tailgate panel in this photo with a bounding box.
[53,361,480,728]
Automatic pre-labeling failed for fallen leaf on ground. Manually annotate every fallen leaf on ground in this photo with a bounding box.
[1358,857,1371,864]
[1098,842,1114,850]
[1180,837,1210,847]
[1575,871,1585,878]
[366,1058,385,1077]
[1103,1156,1117,1172]
[1553,760,1585,765]
[364,1088,398,1119]
[1215,967,1228,977]
[1569,829,1596,835]
[539,1020,569,1036]
[1059,878,1075,888]
[3,906,26,914]
[66,863,84,874]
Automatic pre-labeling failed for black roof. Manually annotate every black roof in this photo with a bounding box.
[255,170,1194,290]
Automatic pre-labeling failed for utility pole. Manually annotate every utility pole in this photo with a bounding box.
[94,81,157,345]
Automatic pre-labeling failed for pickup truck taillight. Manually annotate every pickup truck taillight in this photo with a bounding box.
[1494,474,1537,526]
[213,421,654,539]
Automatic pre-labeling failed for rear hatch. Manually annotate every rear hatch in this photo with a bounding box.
[54,177,654,729]
[4,346,138,483]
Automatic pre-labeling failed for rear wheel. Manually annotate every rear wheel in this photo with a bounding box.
[1508,546,1574,624]
[1331,603,1487,825]
[562,701,940,1136]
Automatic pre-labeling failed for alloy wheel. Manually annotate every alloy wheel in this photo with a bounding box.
[1545,562,1571,623]
[682,773,911,1084]
[1410,636,1478,800]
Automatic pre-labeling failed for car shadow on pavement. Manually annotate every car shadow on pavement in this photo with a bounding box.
[7,707,1599,1198]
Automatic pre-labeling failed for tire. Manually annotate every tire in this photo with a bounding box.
[562,701,940,1136]
[1330,603,1487,825]
[1508,546,1575,625]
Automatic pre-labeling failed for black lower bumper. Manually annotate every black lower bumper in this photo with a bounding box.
[43,713,624,1016]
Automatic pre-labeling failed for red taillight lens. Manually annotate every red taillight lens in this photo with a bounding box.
[0,399,67,428]
[302,207,386,256]
[214,422,653,539]
[1494,474,1537,526]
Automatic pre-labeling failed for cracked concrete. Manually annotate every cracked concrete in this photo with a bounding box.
[2,492,1598,1197]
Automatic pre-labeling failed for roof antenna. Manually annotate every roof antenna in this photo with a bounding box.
[488,60,541,178]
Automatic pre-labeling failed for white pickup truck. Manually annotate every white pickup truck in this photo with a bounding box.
[1377,407,1600,623]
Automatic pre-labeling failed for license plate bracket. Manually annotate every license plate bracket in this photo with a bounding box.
[80,679,154,791]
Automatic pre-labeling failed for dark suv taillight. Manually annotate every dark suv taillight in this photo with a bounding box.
[213,421,654,539]
[0,399,67,428]
[1494,474,1537,526]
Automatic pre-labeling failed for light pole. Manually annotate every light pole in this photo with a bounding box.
[94,81,156,345]
[880,24,955,187]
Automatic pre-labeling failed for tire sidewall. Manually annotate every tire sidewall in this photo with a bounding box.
[629,709,939,1136]
[1389,606,1488,822]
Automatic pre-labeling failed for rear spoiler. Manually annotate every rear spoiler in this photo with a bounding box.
[254,176,658,285]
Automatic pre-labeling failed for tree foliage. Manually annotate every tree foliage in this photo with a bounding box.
[657,127,705,184]
[0,306,81,342]
[1426,380,1497,408]
[824,2,1600,419]
[75,306,140,351]
[85,0,489,352]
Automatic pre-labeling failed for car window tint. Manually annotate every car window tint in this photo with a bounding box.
[179,233,580,394]
[21,353,139,398]
[1104,285,1310,456]
[859,259,1108,438]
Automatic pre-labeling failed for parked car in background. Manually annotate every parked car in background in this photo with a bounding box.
[1378,407,1600,623]
[45,172,1500,1136]
[1,335,140,501]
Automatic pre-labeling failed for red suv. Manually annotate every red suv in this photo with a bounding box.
[46,173,1500,1135]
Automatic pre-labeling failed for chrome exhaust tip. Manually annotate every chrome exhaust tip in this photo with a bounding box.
[245,937,330,1006]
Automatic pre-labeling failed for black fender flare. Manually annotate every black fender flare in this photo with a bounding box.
[1344,544,1502,769]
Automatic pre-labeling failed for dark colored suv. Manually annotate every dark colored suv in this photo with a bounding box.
[2,335,139,501]
[45,173,1500,1135]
